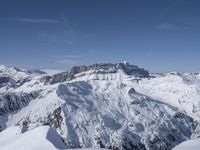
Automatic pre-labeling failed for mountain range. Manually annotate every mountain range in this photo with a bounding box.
[0,62,200,150]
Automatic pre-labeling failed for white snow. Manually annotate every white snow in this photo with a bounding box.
[130,73,200,120]
[1,63,200,149]
[0,65,6,70]
[0,126,66,150]
[0,125,108,150]
[0,65,28,80]
[173,138,200,150]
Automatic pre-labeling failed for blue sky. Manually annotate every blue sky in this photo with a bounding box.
[0,0,200,72]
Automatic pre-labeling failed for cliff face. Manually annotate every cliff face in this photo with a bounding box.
[41,62,149,84]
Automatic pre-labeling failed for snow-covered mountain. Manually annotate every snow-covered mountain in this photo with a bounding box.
[0,62,200,150]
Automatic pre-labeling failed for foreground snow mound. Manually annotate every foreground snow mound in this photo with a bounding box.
[172,138,200,150]
[0,126,66,150]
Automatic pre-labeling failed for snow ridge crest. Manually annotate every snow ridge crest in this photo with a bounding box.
[41,62,149,84]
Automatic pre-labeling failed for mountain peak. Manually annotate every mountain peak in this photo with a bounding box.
[0,65,6,70]
[69,62,149,77]
[41,62,149,84]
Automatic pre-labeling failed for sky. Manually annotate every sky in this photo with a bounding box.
[0,0,200,73]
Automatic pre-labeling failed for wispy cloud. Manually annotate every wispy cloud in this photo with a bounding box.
[7,18,60,24]
[34,14,78,46]
[157,23,188,30]
[55,59,78,64]
[51,54,82,65]
[52,54,81,59]
[60,13,78,45]
[160,0,184,16]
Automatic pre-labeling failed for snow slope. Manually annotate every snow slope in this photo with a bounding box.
[172,138,200,150]
[132,73,200,120]
[0,126,66,150]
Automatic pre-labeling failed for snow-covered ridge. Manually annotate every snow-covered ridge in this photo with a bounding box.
[68,62,149,77]
[41,62,149,84]
[0,65,29,80]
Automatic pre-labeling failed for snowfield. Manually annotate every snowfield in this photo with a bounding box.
[0,125,108,150]
[0,63,200,149]
[172,138,200,150]
[0,126,66,150]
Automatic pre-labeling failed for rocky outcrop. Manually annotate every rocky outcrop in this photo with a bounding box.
[41,72,74,84]
[69,62,149,77]
[41,62,149,84]
[0,91,39,115]
[0,76,16,88]
[46,107,63,129]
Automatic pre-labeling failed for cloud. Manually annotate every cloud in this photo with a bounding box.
[59,13,78,44]
[157,23,188,30]
[7,18,60,24]
[55,59,78,64]
[160,0,184,16]
[34,14,77,46]
[88,49,96,54]
[51,55,81,59]
[52,54,82,65]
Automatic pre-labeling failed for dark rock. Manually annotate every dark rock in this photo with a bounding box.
[0,91,39,115]
[128,88,136,94]
[41,62,149,84]
[0,76,16,88]
[41,72,74,84]
[27,69,46,75]
[47,107,63,129]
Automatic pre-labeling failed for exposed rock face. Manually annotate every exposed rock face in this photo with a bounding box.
[0,76,31,89]
[0,91,39,115]
[46,107,63,129]
[27,69,46,75]
[70,62,149,77]
[41,72,74,84]
[0,76,16,88]
[41,62,149,84]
